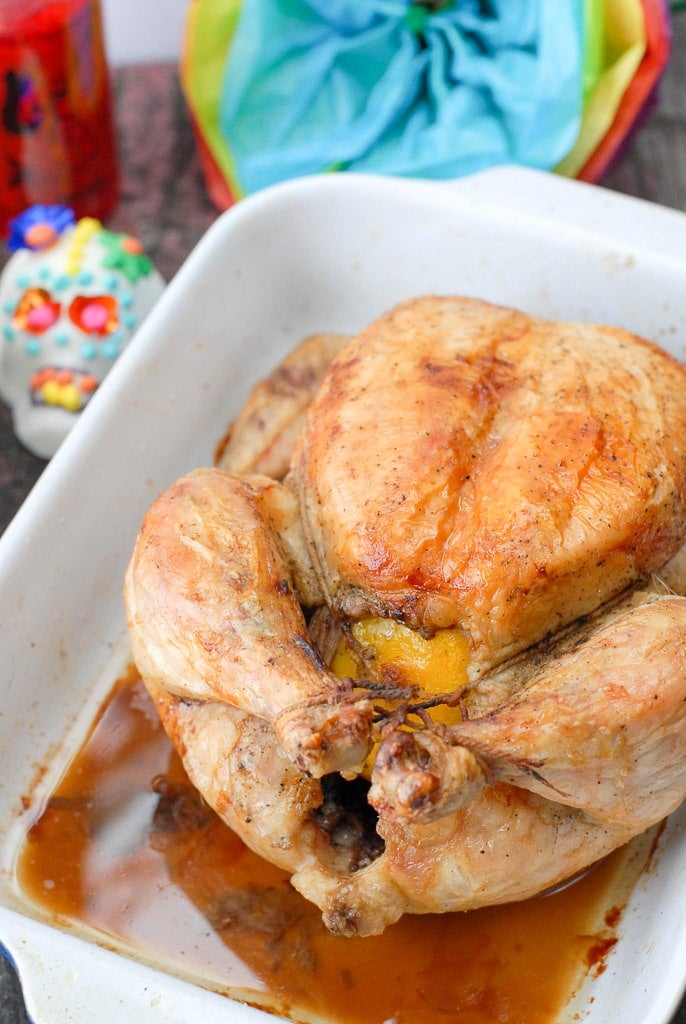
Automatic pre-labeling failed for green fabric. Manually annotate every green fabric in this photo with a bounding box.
[556,0,646,177]
[181,0,243,197]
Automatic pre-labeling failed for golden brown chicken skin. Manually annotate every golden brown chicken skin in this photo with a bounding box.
[125,295,686,936]
[294,296,686,674]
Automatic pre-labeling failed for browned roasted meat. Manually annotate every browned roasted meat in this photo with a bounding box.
[125,295,686,935]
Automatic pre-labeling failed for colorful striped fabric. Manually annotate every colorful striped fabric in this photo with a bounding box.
[181,0,671,210]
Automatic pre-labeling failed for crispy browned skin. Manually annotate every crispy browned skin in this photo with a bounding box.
[149,678,639,937]
[295,296,686,673]
[125,296,686,935]
[125,468,374,777]
[368,590,686,828]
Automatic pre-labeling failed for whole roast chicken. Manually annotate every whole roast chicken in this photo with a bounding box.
[125,295,686,936]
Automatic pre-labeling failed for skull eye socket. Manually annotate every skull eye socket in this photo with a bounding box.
[12,287,61,333]
[69,294,119,335]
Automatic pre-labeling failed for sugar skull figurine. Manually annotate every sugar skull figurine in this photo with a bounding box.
[0,205,165,458]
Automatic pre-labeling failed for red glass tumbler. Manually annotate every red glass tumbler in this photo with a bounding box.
[0,0,120,233]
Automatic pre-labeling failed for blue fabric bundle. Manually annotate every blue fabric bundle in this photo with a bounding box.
[218,0,585,194]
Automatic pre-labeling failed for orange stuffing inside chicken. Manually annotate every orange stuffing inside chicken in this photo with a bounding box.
[331,618,469,727]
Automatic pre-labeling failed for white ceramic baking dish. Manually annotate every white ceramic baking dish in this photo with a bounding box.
[0,166,685,1024]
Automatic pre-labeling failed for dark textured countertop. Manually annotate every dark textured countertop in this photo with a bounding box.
[2,19,686,1024]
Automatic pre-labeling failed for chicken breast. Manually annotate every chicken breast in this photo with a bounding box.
[294,296,686,673]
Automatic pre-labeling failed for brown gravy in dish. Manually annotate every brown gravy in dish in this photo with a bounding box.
[16,667,657,1024]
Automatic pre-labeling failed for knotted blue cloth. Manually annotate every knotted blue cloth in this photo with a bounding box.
[219,0,585,194]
